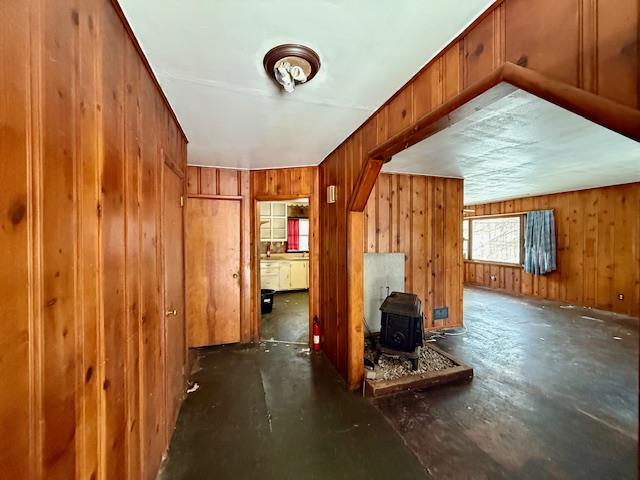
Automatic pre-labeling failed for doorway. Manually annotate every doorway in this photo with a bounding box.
[258,198,311,344]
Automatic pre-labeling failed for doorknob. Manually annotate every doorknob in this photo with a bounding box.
[233,273,239,279]
[166,308,177,316]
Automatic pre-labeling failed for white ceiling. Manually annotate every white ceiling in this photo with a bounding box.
[385,88,640,204]
[118,0,494,169]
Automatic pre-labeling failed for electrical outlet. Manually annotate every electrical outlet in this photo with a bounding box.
[618,293,624,301]
[433,307,449,320]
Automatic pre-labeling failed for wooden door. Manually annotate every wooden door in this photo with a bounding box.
[163,165,186,432]
[186,198,241,347]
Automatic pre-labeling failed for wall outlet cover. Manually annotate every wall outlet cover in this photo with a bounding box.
[433,307,449,320]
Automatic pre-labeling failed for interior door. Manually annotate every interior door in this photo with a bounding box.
[163,164,186,431]
[186,198,241,347]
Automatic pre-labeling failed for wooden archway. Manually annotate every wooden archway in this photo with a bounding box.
[345,62,640,389]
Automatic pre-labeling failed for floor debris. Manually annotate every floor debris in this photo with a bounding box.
[186,383,199,394]
[364,338,455,381]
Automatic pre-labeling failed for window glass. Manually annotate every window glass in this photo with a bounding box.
[471,217,520,264]
[462,219,469,259]
[298,219,310,251]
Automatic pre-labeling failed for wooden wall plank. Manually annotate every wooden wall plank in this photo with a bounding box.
[413,59,443,120]
[595,0,639,108]
[505,0,580,86]
[76,2,101,478]
[186,166,199,195]
[443,43,463,101]
[100,7,128,478]
[0,2,34,477]
[387,85,413,137]
[40,1,79,476]
[123,35,142,480]
[199,168,217,195]
[463,12,499,87]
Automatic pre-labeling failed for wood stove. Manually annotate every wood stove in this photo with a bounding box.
[375,292,424,370]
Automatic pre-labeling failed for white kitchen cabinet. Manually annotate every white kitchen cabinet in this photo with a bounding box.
[278,262,291,289]
[260,259,309,291]
[289,261,308,289]
[259,201,287,241]
[260,262,280,290]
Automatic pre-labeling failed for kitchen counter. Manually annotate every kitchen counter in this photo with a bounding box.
[261,253,309,261]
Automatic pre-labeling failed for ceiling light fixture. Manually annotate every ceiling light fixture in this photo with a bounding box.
[263,44,320,93]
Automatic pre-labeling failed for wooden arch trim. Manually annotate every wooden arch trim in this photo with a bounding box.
[349,61,640,213]
[345,62,640,389]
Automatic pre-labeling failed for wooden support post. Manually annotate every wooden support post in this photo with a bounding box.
[347,211,365,390]
[349,159,385,213]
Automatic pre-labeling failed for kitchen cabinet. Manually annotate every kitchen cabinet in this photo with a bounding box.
[260,201,287,241]
[290,261,308,289]
[260,259,309,291]
[260,262,281,290]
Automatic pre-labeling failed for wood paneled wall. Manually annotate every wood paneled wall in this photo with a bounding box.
[364,174,464,329]
[0,1,188,479]
[318,0,638,381]
[464,184,640,317]
[185,165,319,343]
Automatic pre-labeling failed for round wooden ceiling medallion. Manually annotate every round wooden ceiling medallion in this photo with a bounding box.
[263,44,321,83]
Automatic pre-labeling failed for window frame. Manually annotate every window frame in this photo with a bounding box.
[463,214,525,267]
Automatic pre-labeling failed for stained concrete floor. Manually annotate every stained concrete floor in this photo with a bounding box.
[158,343,425,479]
[160,287,638,479]
[261,291,309,344]
[374,287,639,479]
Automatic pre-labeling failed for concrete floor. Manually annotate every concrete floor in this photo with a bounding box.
[374,287,639,479]
[158,343,425,479]
[160,287,638,479]
[261,291,309,344]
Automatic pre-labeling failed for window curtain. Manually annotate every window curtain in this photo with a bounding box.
[287,218,299,250]
[524,210,556,275]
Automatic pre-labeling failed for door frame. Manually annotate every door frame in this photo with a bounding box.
[252,194,319,346]
[160,151,186,434]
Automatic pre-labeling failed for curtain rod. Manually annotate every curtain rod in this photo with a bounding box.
[463,209,554,219]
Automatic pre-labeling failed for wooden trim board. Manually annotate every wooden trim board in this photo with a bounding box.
[364,344,473,398]
[370,62,640,162]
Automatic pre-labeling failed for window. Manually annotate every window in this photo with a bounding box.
[463,216,522,265]
[298,218,309,252]
[462,219,469,260]
[287,218,310,252]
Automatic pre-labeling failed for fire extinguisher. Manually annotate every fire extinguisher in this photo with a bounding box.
[312,317,321,351]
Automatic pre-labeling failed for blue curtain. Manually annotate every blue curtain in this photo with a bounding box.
[524,210,556,275]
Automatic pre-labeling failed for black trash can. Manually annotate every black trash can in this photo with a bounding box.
[261,289,276,314]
